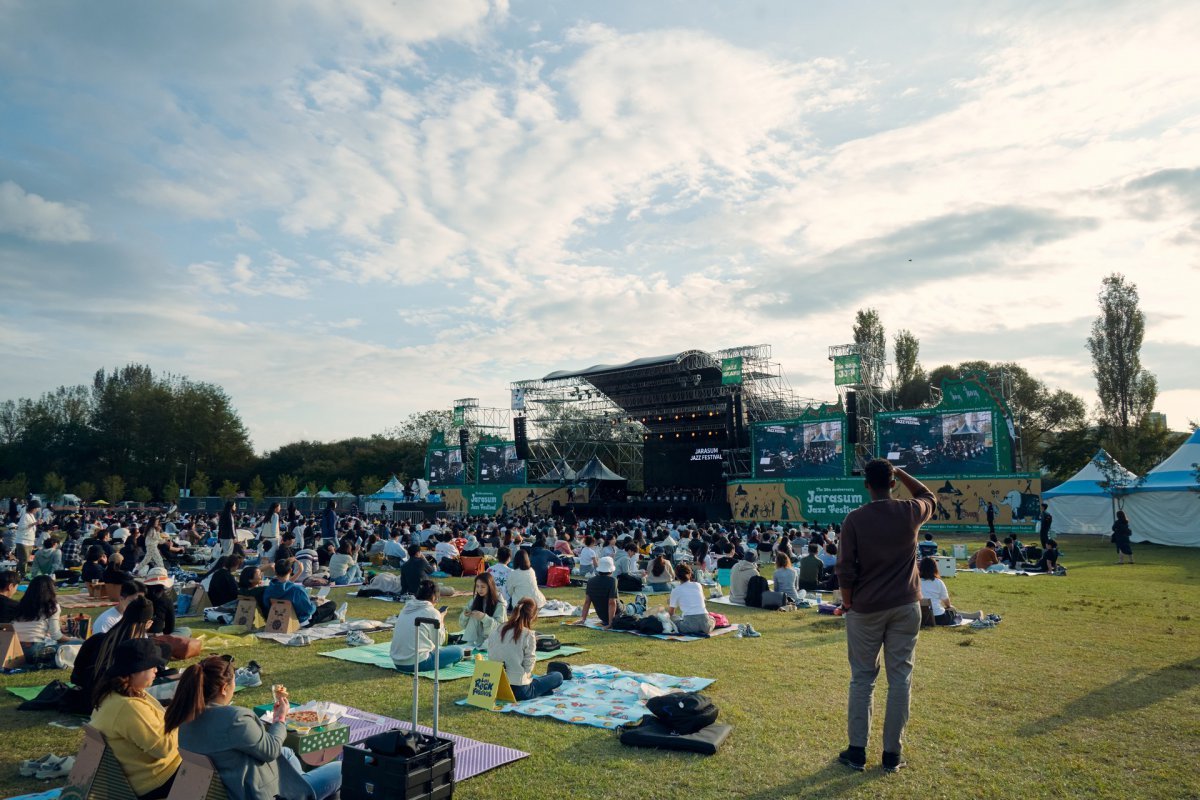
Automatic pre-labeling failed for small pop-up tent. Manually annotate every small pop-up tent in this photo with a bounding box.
[540,459,577,483]
[1124,429,1200,547]
[1043,450,1137,535]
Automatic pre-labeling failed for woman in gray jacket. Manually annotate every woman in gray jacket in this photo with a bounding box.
[165,657,341,800]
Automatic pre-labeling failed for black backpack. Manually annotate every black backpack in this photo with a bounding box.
[637,616,665,635]
[645,691,718,734]
[744,575,770,608]
[617,574,644,592]
[611,613,641,630]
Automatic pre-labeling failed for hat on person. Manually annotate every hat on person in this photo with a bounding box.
[104,638,168,678]
[596,556,615,574]
[143,567,174,588]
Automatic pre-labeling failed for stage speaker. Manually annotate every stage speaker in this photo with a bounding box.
[514,416,531,460]
[459,428,469,463]
[845,391,858,444]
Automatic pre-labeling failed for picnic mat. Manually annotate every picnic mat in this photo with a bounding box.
[3,789,62,800]
[456,663,716,729]
[567,619,739,642]
[254,619,392,644]
[320,642,587,680]
[336,706,528,781]
[961,568,1053,576]
[6,685,55,701]
[709,594,819,609]
[55,592,116,609]
[350,589,471,602]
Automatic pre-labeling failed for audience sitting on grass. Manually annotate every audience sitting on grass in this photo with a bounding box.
[263,558,337,627]
[168,656,342,800]
[70,597,156,715]
[797,544,825,591]
[239,565,268,615]
[578,556,619,627]
[970,540,1001,570]
[577,535,598,576]
[29,536,63,578]
[1028,539,1061,572]
[207,555,243,608]
[918,532,939,558]
[645,555,676,591]
[434,533,462,576]
[401,544,434,596]
[668,562,714,636]
[918,557,985,625]
[487,546,513,601]
[93,579,147,635]
[528,536,562,586]
[773,552,802,604]
[486,598,564,700]
[0,570,19,624]
[328,541,363,585]
[728,549,760,604]
[144,569,183,636]
[505,549,546,610]
[90,638,181,800]
[458,572,507,649]
[391,579,464,673]
[82,546,108,583]
[1001,537,1025,569]
[103,552,133,585]
[12,575,82,662]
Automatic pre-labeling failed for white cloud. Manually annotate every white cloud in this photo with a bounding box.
[0,182,91,243]
[188,253,310,299]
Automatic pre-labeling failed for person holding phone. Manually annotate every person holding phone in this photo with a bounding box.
[389,579,464,673]
[168,657,341,799]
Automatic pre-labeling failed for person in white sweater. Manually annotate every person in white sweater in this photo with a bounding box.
[728,550,760,604]
[389,580,464,672]
[458,573,507,649]
[504,549,545,611]
[484,598,563,700]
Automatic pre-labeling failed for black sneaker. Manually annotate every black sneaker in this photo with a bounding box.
[838,746,866,771]
[882,751,906,773]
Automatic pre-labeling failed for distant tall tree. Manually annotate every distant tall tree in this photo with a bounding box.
[275,474,299,498]
[853,308,886,387]
[891,329,929,408]
[41,471,67,502]
[131,486,152,504]
[73,480,96,503]
[218,479,240,501]
[249,475,267,509]
[332,478,352,495]
[1087,274,1157,458]
[190,470,211,499]
[102,475,126,503]
[162,479,180,503]
[387,410,454,445]
[304,480,318,513]
[358,475,382,497]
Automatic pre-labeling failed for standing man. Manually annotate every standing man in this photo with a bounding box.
[985,502,996,535]
[835,460,935,774]
[1039,503,1052,549]
[13,499,40,578]
[321,500,338,548]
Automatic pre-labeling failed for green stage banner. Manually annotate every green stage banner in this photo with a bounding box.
[833,354,861,386]
[721,356,744,385]
[452,406,465,426]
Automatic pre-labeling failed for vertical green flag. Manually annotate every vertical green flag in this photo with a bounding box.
[721,357,744,385]
[452,406,465,426]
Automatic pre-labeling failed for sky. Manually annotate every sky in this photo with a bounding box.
[1,0,1198,453]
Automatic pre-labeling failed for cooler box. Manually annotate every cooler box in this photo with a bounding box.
[953,544,967,560]
[934,555,956,577]
[284,723,349,768]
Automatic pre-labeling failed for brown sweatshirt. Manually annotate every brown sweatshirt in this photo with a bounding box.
[835,486,935,613]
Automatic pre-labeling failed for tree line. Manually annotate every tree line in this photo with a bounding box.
[850,273,1183,478]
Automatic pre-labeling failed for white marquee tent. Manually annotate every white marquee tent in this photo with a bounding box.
[1043,449,1137,535]
[1124,429,1200,547]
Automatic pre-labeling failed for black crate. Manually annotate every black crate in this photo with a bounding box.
[342,730,455,800]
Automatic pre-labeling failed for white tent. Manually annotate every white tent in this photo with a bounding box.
[1043,450,1138,535]
[1124,429,1200,547]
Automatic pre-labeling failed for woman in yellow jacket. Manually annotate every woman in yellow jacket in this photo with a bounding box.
[90,638,181,799]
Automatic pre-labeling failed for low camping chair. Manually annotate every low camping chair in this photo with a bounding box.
[919,599,936,628]
[61,725,138,800]
[460,556,485,576]
[167,750,230,800]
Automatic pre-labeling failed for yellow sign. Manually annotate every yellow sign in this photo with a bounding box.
[466,659,516,710]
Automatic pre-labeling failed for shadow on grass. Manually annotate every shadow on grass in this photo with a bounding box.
[741,760,885,800]
[1019,656,1200,736]
[792,631,845,650]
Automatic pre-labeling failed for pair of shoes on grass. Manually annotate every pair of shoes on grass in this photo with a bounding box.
[736,623,761,638]
[838,746,905,773]
[20,753,75,779]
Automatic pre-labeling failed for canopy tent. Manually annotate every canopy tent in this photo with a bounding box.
[1043,450,1138,535]
[1124,429,1200,547]
[366,475,407,501]
[575,457,626,482]
[540,459,577,483]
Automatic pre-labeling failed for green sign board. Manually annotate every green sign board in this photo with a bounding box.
[833,355,861,386]
[721,357,744,385]
[452,406,465,427]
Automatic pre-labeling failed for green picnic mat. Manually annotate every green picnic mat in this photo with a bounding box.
[6,685,59,701]
[320,642,587,681]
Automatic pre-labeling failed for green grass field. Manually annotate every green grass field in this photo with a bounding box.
[2,535,1198,800]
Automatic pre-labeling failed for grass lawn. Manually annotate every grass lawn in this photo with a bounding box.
[2,535,1198,800]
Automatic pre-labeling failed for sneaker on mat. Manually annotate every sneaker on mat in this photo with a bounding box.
[285,633,312,647]
[346,630,374,647]
[20,754,61,777]
[735,624,745,638]
[838,747,866,772]
[743,624,762,638]
[882,751,906,773]
[35,754,75,780]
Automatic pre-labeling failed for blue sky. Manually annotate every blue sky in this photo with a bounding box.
[1,0,1197,451]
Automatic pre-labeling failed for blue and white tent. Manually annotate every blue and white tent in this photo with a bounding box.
[1044,450,1137,535]
[1125,429,1200,547]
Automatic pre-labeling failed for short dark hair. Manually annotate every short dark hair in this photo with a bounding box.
[274,558,294,578]
[918,556,939,581]
[863,459,894,492]
[119,580,145,599]
[416,579,438,602]
[923,533,933,541]
[0,570,18,591]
